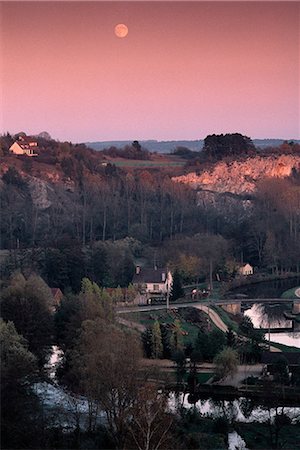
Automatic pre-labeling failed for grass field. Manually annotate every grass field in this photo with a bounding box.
[126,308,212,344]
[281,286,300,299]
[111,160,186,168]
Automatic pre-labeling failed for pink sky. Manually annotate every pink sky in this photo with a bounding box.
[1,1,299,142]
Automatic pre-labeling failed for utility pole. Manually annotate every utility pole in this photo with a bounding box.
[209,259,213,293]
[208,259,214,330]
[166,285,170,310]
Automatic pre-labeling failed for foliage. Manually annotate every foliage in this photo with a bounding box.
[2,167,27,188]
[1,272,54,366]
[170,268,184,301]
[213,347,239,380]
[172,350,187,383]
[76,319,142,447]
[151,320,163,358]
[203,133,255,160]
[0,319,42,450]
[194,329,226,362]
[127,385,174,450]
[0,319,37,391]
[226,327,236,347]
[272,355,290,385]
[170,319,184,353]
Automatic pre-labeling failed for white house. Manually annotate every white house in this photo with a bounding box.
[132,266,172,304]
[9,135,39,156]
[238,263,254,276]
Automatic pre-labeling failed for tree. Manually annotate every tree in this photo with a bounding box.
[213,347,239,380]
[151,320,163,359]
[0,319,42,450]
[170,319,184,354]
[170,269,184,302]
[127,385,174,450]
[132,140,142,152]
[203,133,255,160]
[142,328,153,358]
[77,320,142,447]
[160,323,172,359]
[0,319,37,392]
[273,355,289,386]
[1,273,53,366]
[226,327,236,348]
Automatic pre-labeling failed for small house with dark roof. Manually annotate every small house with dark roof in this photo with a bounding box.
[10,135,39,156]
[132,266,172,304]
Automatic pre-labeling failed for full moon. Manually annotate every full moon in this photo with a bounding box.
[114,23,128,38]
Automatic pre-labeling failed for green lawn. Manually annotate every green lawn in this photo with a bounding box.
[281,286,300,299]
[125,308,212,343]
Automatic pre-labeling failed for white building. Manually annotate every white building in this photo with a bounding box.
[10,135,39,156]
[132,266,172,304]
[238,263,254,276]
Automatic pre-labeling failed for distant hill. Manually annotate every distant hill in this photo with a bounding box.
[86,140,203,153]
[86,139,300,153]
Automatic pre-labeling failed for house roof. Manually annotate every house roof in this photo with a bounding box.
[50,288,63,298]
[18,135,37,144]
[132,268,168,284]
[16,136,39,149]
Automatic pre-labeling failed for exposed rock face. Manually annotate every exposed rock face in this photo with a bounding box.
[173,155,300,195]
[28,177,52,209]
[197,189,253,220]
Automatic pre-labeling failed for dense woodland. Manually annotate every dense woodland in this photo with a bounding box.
[1,133,300,449]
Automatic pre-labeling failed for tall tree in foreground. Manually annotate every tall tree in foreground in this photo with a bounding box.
[127,385,174,450]
[1,273,53,366]
[77,319,142,447]
[1,319,41,449]
[170,269,184,302]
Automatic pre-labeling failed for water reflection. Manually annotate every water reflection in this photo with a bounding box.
[169,393,300,423]
[244,304,300,348]
[244,303,292,329]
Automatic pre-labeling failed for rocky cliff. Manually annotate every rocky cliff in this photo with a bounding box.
[173,154,300,195]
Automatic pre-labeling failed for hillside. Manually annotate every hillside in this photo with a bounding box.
[173,154,300,195]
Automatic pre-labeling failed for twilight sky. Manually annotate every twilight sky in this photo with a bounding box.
[1,1,299,142]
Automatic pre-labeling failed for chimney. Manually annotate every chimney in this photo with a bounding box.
[136,266,141,275]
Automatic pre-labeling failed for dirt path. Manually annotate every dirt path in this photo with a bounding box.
[194,304,228,333]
